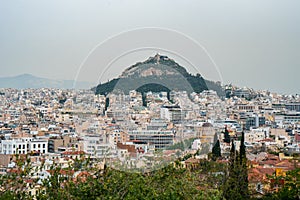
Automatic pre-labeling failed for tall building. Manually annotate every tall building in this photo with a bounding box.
[128,130,174,150]
[160,105,182,123]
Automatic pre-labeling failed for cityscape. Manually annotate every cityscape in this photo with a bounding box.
[1,54,300,199]
[1,1,299,199]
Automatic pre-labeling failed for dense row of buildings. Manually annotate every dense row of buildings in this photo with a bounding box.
[0,86,299,194]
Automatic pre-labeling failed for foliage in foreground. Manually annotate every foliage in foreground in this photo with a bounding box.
[1,145,299,200]
[0,156,223,200]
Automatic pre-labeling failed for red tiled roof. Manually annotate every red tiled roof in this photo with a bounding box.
[185,158,200,164]
[248,168,264,183]
[275,160,295,170]
[256,167,275,175]
[7,168,22,174]
[267,154,279,159]
[62,151,85,155]
[250,160,259,165]
[117,143,135,153]
[259,138,275,142]
[248,167,275,183]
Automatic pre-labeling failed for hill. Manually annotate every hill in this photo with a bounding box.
[95,54,224,96]
[0,74,93,89]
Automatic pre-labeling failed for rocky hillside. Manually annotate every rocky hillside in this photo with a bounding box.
[95,54,224,96]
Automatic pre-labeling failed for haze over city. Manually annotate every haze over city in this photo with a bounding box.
[1,1,300,199]
[1,0,299,94]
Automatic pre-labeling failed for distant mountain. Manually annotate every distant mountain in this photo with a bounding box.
[0,74,93,89]
[95,54,224,96]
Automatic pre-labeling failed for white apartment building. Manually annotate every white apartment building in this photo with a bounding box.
[83,134,114,158]
[0,139,28,155]
[0,137,48,155]
[29,140,48,154]
[160,105,182,123]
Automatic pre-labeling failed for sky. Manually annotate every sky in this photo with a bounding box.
[0,0,299,94]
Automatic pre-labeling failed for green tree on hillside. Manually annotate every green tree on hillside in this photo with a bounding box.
[223,136,249,200]
[239,132,249,198]
[212,140,221,161]
[223,127,231,143]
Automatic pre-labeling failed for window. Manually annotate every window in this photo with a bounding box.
[38,144,40,148]
[33,144,36,148]
[43,144,46,148]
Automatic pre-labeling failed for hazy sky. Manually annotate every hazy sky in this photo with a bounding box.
[0,0,299,94]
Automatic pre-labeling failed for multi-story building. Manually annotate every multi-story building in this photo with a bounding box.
[275,113,300,124]
[0,137,48,154]
[0,138,29,155]
[285,103,300,112]
[82,134,114,158]
[160,105,182,123]
[29,140,48,154]
[128,130,174,150]
[146,119,168,130]
[48,135,75,153]
[245,116,266,130]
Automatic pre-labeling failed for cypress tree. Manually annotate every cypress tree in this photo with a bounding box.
[212,140,221,161]
[239,132,249,198]
[223,140,243,200]
[142,93,147,107]
[213,132,218,145]
[239,132,246,165]
[229,140,236,178]
[224,127,231,143]
[223,140,237,199]
[105,97,110,111]
[223,135,249,200]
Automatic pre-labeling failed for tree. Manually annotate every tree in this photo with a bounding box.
[239,132,249,198]
[223,140,241,199]
[239,132,246,164]
[104,97,109,111]
[2,152,224,200]
[213,132,218,145]
[223,127,231,143]
[212,140,221,161]
[265,167,300,200]
[223,138,249,200]
[142,92,147,107]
